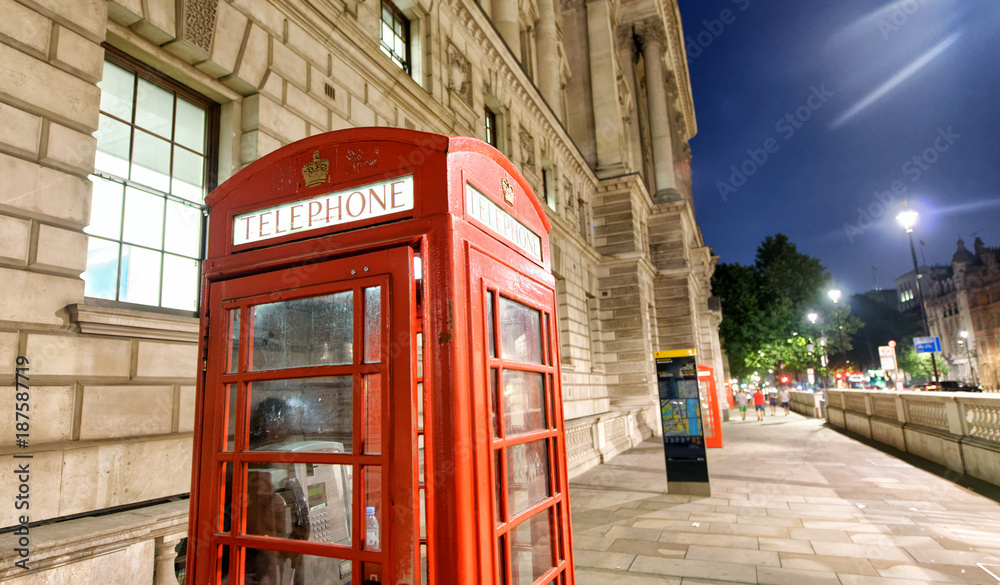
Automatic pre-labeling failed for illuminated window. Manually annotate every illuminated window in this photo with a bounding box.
[380,0,410,73]
[83,49,217,312]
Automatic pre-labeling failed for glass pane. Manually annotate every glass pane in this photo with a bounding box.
[364,286,381,363]
[220,462,232,532]
[83,238,119,299]
[507,440,550,517]
[227,309,240,374]
[172,146,205,202]
[247,377,353,452]
[503,370,546,436]
[491,369,500,438]
[494,450,503,523]
[417,331,423,377]
[86,176,124,238]
[244,549,353,585]
[98,60,135,120]
[251,291,353,371]
[417,433,424,483]
[364,466,382,551]
[119,245,161,305]
[556,502,565,561]
[382,5,391,23]
[122,186,165,248]
[511,509,554,585]
[161,254,199,311]
[135,77,174,138]
[131,130,171,191]
[94,114,131,177]
[364,373,382,455]
[217,545,230,585]
[244,461,352,546]
[164,199,202,257]
[487,293,496,358]
[223,383,237,451]
[500,297,542,363]
[175,98,206,153]
[362,562,383,585]
[416,381,424,431]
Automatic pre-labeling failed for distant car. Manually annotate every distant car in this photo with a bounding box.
[918,381,982,392]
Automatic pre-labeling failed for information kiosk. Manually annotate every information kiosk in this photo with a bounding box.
[187,129,575,585]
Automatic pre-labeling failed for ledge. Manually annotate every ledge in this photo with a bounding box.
[69,304,199,343]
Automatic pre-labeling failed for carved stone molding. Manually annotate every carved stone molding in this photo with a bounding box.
[446,41,473,107]
[632,18,667,51]
[180,0,219,55]
[520,125,536,169]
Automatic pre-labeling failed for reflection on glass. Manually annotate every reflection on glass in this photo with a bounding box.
[95,114,131,177]
[487,293,496,358]
[119,245,161,305]
[364,373,381,455]
[135,77,174,138]
[503,370,546,436]
[122,187,165,248]
[511,509,554,585]
[556,502,565,561]
[172,145,205,202]
[164,199,202,257]
[244,461,352,546]
[223,383,237,451]
[363,286,381,363]
[98,60,135,120]
[507,440,550,517]
[251,291,353,371]
[247,377,353,452]
[491,369,500,438]
[131,130,171,191]
[87,176,124,239]
[494,451,503,523]
[82,238,119,300]
[161,254,199,311]
[220,462,232,532]
[500,297,542,363]
[175,98,206,153]
[363,466,382,551]
[227,310,240,374]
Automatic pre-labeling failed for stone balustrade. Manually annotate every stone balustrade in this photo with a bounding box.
[565,408,653,478]
[825,389,1000,488]
[789,390,825,418]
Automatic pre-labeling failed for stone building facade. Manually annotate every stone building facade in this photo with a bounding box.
[0,0,721,581]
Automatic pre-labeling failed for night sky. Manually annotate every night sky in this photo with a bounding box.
[678,0,1000,296]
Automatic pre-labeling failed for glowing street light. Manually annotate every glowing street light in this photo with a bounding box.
[896,209,918,232]
[895,203,939,382]
[807,311,818,324]
[828,289,842,304]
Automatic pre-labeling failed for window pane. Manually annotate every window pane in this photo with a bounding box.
[247,377,353,452]
[119,245,161,305]
[86,176,124,239]
[161,253,199,311]
[220,462,232,532]
[500,297,542,363]
[503,370,546,436]
[511,509,554,585]
[122,186,165,248]
[98,61,135,120]
[135,77,174,138]
[82,238,119,300]
[364,373,382,455]
[507,440,550,517]
[175,98,206,153]
[494,450,503,523]
[131,130,171,191]
[223,383,237,451]
[487,293,496,358]
[364,286,381,363]
[164,199,202,257]
[172,145,205,202]
[227,309,240,375]
[244,462,352,546]
[250,291,353,371]
[491,368,500,438]
[363,466,382,551]
[94,114,131,177]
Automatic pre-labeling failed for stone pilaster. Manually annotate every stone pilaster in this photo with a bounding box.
[492,0,521,58]
[536,0,561,109]
[635,19,678,201]
[586,0,628,176]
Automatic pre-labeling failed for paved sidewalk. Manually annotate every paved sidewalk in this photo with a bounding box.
[569,411,1000,584]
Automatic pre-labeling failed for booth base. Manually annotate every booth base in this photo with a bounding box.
[667,481,712,497]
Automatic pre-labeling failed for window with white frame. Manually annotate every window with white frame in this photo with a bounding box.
[380,0,411,73]
[83,50,217,312]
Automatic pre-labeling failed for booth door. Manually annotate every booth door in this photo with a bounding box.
[469,249,574,585]
[197,247,416,585]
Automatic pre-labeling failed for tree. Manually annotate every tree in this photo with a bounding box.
[897,345,949,384]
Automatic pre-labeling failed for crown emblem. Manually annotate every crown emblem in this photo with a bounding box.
[501,176,514,206]
[302,151,330,188]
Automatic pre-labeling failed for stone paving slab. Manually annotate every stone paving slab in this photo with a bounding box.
[570,412,1000,584]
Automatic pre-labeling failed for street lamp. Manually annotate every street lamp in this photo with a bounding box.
[828,289,847,381]
[959,331,978,387]
[806,311,819,389]
[895,206,940,382]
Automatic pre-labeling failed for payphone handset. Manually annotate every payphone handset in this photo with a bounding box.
[248,441,352,546]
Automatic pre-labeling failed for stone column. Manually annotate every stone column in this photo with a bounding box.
[636,21,678,201]
[536,0,560,108]
[493,0,521,59]
[154,535,182,585]
[586,0,627,176]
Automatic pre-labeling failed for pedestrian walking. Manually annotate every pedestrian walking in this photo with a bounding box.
[768,389,778,416]
[736,390,748,420]
[752,388,765,422]
[780,388,791,415]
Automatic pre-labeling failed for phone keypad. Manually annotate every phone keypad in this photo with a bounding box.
[312,510,331,542]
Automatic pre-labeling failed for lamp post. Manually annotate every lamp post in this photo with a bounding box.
[895,207,940,382]
[807,311,820,390]
[959,331,978,387]
[828,289,847,382]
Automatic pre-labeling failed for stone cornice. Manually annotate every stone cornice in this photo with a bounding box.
[662,1,696,139]
[69,304,200,343]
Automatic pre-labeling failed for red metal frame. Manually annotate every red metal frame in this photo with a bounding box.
[698,364,723,448]
[188,129,575,585]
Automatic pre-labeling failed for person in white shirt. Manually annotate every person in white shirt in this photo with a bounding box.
[779,389,791,415]
[735,390,748,420]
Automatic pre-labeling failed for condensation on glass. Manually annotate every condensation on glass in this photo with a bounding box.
[247,377,353,452]
[250,292,353,371]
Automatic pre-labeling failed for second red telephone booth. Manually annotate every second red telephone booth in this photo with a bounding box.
[187,129,576,585]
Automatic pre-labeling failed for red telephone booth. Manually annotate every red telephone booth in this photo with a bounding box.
[186,129,575,585]
[697,365,723,448]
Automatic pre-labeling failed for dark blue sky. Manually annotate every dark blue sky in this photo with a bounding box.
[678,0,1000,296]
